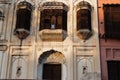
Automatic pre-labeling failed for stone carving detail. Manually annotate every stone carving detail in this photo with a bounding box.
[106,48,120,59]
[77,29,92,41]
[11,56,28,79]
[77,55,95,80]
[41,2,68,11]
[16,66,22,77]
[39,49,66,64]
[39,29,67,41]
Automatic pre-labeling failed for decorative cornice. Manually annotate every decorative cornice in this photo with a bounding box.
[40,2,68,11]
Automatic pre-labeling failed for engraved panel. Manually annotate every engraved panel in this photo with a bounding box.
[0,45,7,51]
[76,55,95,80]
[76,47,94,55]
[113,49,120,58]
[106,48,112,58]
[39,49,66,64]
[10,55,29,79]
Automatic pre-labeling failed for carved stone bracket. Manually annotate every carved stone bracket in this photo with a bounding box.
[77,29,92,41]
[14,29,30,40]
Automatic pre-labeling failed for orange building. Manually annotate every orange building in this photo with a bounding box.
[98,0,120,80]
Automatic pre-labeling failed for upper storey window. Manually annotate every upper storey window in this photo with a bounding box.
[77,2,91,31]
[76,1,92,41]
[0,11,4,35]
[14,1,33,39]
[40,2,67,31]
[104,4,120,39]
[39,2,68,41]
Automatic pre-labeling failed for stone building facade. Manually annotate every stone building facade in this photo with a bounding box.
[0,0,101,80]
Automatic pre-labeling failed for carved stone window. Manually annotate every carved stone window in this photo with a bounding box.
[14,1,33,39]
[76,1,92,41]
[39,2,68,41]
[104,4,120,39]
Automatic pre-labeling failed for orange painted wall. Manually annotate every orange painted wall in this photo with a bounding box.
[98,0,120,80]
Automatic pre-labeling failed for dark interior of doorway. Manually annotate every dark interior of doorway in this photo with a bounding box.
[43,63,61,80]
[107,61,120,80]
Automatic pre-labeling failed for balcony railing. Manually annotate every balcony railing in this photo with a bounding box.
[39,29,67,41]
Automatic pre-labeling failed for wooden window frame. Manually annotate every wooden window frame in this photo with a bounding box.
[77,9,91,31]
[104,5,120,39]
[40,9,67,31]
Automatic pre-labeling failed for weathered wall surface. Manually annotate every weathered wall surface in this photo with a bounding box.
[0,0,101,80]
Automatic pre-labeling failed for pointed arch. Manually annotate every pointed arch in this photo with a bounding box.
[15,0,34,6]
[37,49,67,80]
[74,0,94,8]
[39,49,66,64]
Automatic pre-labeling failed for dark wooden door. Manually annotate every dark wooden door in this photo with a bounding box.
[107,61,120,80]
[43,63,61,80]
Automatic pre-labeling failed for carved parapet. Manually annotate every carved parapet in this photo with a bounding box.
[77,29,92,41]
[39,29,67,41]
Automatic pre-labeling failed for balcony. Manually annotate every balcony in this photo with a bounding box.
[39,29,67,41]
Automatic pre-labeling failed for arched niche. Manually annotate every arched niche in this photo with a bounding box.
[76,56,95,80]
[37,49,67,80]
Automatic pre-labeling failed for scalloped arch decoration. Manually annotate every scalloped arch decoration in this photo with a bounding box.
[14,0,35,7]
[73,0,93,8]
[39,49,66,64]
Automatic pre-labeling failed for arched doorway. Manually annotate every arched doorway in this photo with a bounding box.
[37,49,66,80]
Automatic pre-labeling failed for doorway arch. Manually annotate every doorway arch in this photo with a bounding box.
[37,49,67,80]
